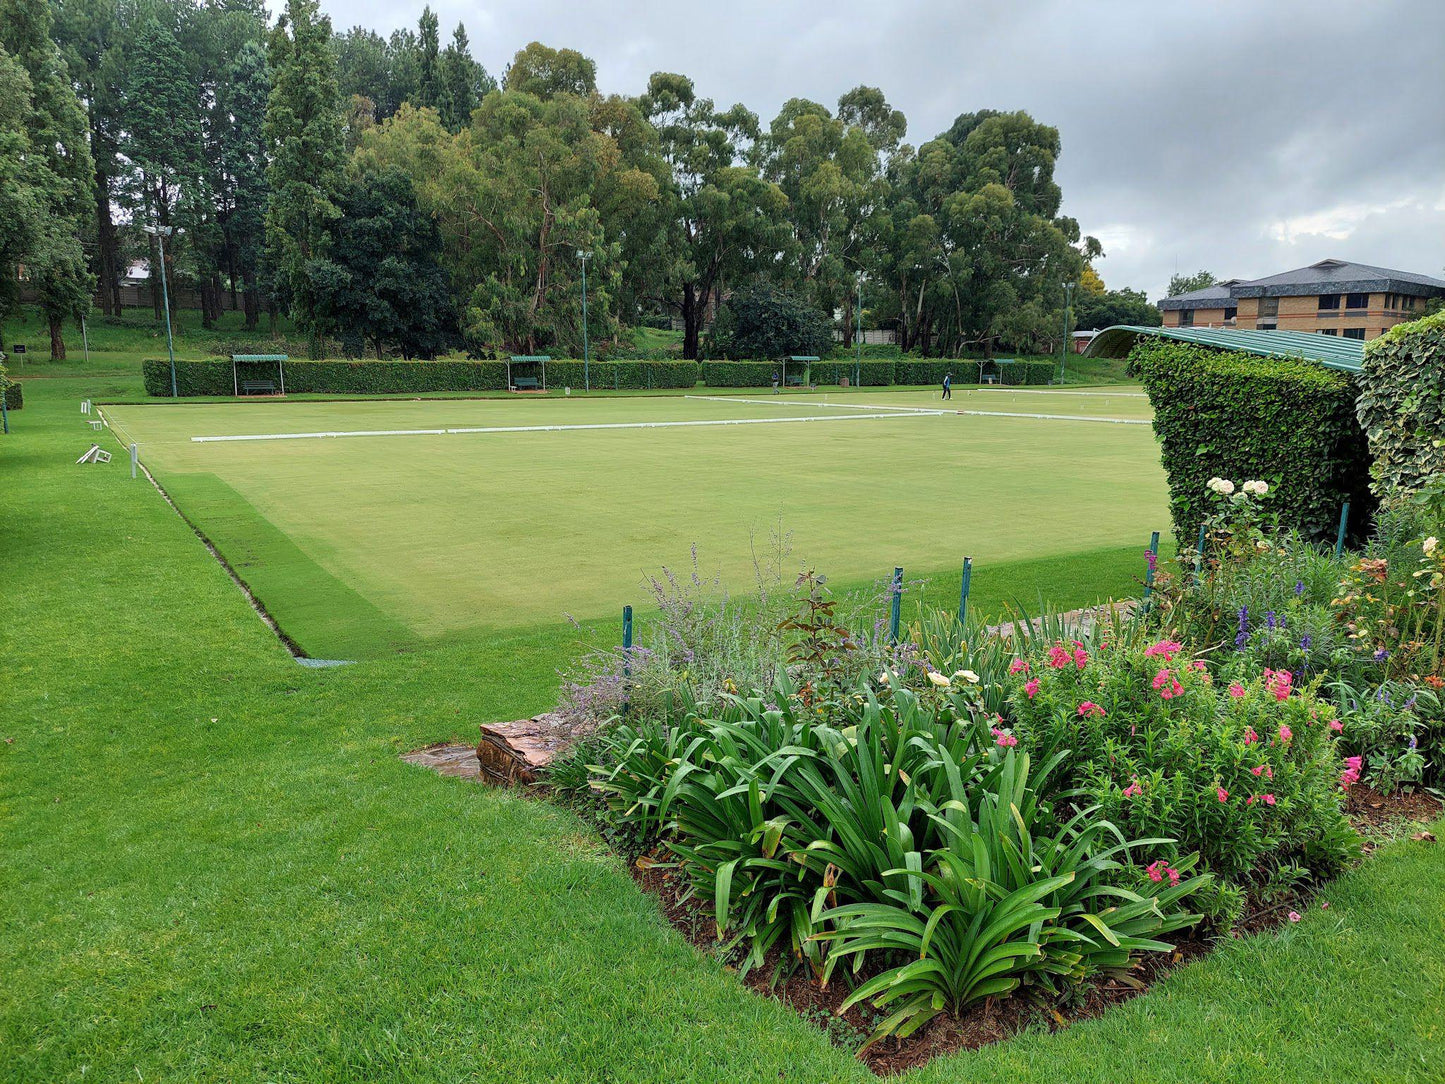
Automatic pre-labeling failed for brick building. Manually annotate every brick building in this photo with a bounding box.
[1158,259,1444,340]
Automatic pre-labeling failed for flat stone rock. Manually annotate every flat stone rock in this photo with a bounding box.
[476,713,593,785]
[401,741,484,780]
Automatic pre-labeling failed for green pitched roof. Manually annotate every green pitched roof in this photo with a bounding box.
[1083,325,1364,373]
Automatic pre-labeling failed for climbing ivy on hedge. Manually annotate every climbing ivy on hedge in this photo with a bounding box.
[1132,338,1372,545]
[1356,310,1445,496]
[142,359,698,397]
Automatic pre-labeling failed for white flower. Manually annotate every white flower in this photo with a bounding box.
[1425,536,1439,557]
[952,669,981,684]
[927,671,951,688]
[878,671,891,685]
[1243,479,1269,496]
[1207,477,1236,496]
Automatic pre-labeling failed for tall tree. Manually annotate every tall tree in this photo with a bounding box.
[415,5,439,109]
[639,72,791,359]
[214,39,271,328]
[436,22,489,132]
[505,42,596,99]
[264,0,345,347]
[1,0,95,358]
[0,45,43,337]
[1166,269,1217,296]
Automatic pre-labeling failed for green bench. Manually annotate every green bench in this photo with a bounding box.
[240,378,278,396]
[512,376,541,391]
[232,354,289,397]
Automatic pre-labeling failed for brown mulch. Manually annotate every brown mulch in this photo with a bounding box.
[1346,784,1442,852]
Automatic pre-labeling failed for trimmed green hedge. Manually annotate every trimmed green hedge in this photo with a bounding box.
[896,359,1053,386]
[807,360,896,386]
[2,381,19,411]
[1357,311,1445,496]
[700,358,1052,388]
[1133,338,1372,545]
[142,358,698,397]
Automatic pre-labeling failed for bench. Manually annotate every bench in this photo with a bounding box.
[784,374,805,387]
[240,379,278,396]
[512,376,541,391]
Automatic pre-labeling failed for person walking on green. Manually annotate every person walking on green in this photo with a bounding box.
[941,371,952,400]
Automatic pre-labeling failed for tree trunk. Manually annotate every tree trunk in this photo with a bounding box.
[95,173,120,316]
[48,314,66,360]
[200,279,215,329]
[682,282,700,360]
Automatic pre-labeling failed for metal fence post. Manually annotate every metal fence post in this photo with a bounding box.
[888,567,903,644]
[957,557,973,626]
[1142,531,1161,612]
[1193,520,1208,585]
[1334,502,1351,560]
[621,604,634,715]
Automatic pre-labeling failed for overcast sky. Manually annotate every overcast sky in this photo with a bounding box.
[319,0,1445,299]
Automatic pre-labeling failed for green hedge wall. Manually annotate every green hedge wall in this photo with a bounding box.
[1133,339,1373,545]
[807,360,896,386]
[698,361,773,387]
[1357,310,1445,496]
[698,358,1051,388]
[143,358,698,397]
[2,381,19,410]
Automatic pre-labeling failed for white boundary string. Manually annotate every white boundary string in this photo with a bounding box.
[685,394,950,415]
[974,388,1148,398]
[956,409,1149,425]
[189,411,940,443]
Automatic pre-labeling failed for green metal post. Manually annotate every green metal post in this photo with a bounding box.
[1193,520,1208,585]
[888,567,903,644]
[1334,502,1351,560]
[957,557,973,626]
[578,251,590,392]
[621,603,633,715]
[1142,530,1160,611]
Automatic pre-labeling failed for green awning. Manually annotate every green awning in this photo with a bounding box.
[1084,325,1364,373]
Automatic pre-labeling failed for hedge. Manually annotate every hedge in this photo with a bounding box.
[806,360,897,386]
[1132,338,1373,546]
[142,358,698,397]
[2,381,19,411]
[699,358,1051,388]
[1357,310,1445,496]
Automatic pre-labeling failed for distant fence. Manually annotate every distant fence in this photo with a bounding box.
[19,283,244,312]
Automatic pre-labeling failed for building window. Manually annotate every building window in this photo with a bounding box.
[1259,297,1279,317]
[1342,327,1366,340]
[1319,328,1338,336]
[1405,296,1416,311]
[1318,294,1341,310]
[1345,292,1368,309]
[1179,309,1194,327]
[1224,306,1237,320]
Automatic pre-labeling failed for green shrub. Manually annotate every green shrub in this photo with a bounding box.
[698,361,774,388]
[1005,634,1357,909]
[706,283,834,360]
[1133,339,1372,546]
[142,358,696,397]
[1,367,19,411]
[1356,310,1445,497]
[805,359,896,386]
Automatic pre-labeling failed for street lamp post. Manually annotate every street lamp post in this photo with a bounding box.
[577,250,591,393]
[1059,280,1074,385]
[143,224,177,397]
[855,275,863,388]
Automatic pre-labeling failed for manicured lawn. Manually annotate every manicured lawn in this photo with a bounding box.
[102,387,1161,657]
[5,375,1443,1083]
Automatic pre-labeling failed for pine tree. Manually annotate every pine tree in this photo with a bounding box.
[264,0,344,348]
[0,45,42,336]
[0,0,96,359]
[416,6,439,109]
[436,23,478,132]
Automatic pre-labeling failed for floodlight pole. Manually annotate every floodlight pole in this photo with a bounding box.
[578,250,591,393]
[1058,281,1074,384]
[144,224,177,397]
[855,275,863,388]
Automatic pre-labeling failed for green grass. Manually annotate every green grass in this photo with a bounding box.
[5,375,1445,1083]
[102,387,1163,657]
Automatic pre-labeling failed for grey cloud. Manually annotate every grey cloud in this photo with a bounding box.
[319,0,1445,297]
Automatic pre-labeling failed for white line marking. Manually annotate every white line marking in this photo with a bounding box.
[957,410,1150,425]
[686,394,950,414]
[974,388,1148,398]
[189,411,939,443]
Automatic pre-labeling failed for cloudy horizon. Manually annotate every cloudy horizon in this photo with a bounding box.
[316,0,1445,299]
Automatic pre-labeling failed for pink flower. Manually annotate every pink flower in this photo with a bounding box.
[1277,724,1292,744]
[1073,647,1089,669]
[1152,668,1183,700]
[1024,678,1040,700]
[1047,644,1071,669]
[1287,911,1301,923]
[1077,701,1106,718]
[1190,659,1208,672]
[1263,668,1292,701]
[1228,683,1246,699]
[1263,793,1276,806]
[1328,719,1343,733]
[991,727,1018,748]
[1123,779,1143,798]
[1009,658,1029,674]
[1146,859,1166,883]
[1243,726,1259,745]
[1339,755,1363,788]
[1321,901,1329,910]
[1216,786,1229,803]
[1144,639,1183,661]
